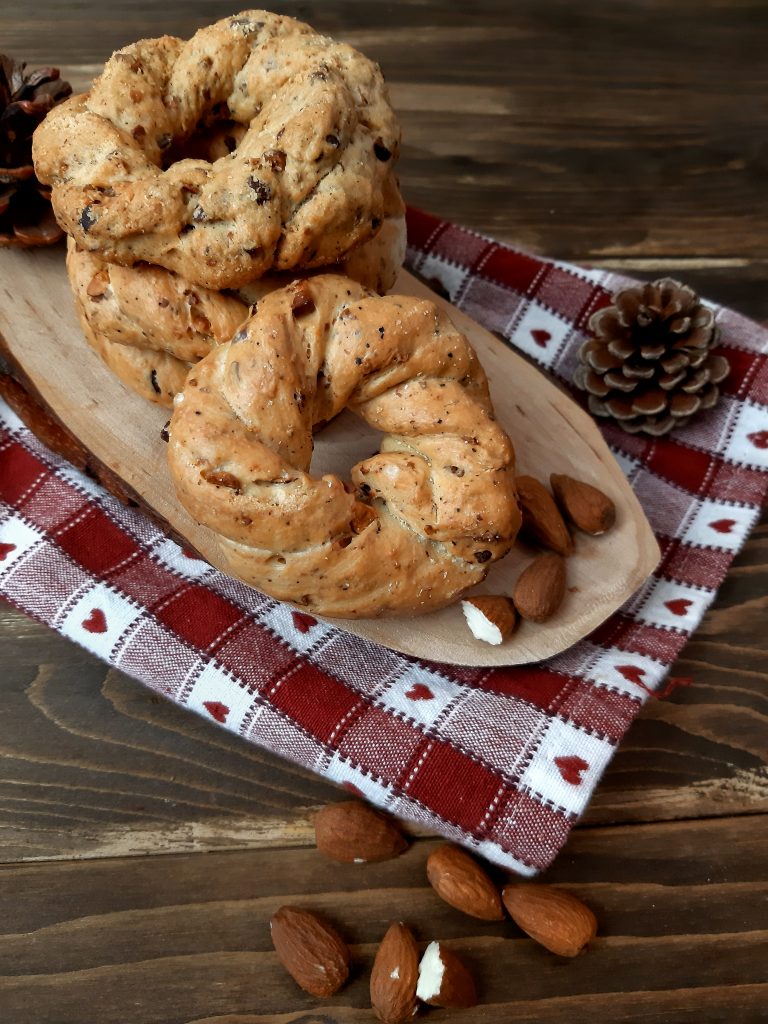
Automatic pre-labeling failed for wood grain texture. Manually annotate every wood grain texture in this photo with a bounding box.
[0,819,765,1024]
[0,1,767,1020]
[6,0,768,261]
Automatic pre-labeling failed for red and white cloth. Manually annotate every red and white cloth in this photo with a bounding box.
[1,208,767,874]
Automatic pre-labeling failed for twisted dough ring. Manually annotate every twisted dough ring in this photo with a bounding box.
[167,275,521,617]
[33,10,401,289]
[66,185,405,406]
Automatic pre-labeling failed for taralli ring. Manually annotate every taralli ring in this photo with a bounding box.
[167,275,521,617]
[32,10,401,289]
[66,188,405,407]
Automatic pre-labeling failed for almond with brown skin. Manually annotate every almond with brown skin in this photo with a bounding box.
[426,844,505,921]
[314,800,408,863]
[269,905,350,997]
[513,552,566,622]
[370,922,419,1024]
[461,595,517,645]
[516,475,573,555]
[416,941,477,1008]
[502,882,598,957]
[550,474,616,535]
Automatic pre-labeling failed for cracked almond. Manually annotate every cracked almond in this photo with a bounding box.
[461,595,517,645]
[416,941,477,1008]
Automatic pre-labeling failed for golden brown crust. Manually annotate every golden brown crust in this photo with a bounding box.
[76,307,190,407]
[66,191,405,407]
[67,238,247,363]
[167,275,521,617]
[33,11,401,290]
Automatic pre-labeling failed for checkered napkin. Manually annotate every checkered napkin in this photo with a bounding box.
[1,208,767,874]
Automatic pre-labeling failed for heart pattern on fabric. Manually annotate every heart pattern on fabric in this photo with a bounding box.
[0,542,16,560]
[203,701,229,723]
[82,608,107,634]
[292,611,318,634]
[405,683,434,701]
[182,548,201,559]
[531,328,552,347]
[747,430,768,449]
[554,755,589,785]
[709,518,736,534]
[665,598,692,616]
[616,664,645,685]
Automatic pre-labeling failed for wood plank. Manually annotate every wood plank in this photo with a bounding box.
[0,817,764,1024]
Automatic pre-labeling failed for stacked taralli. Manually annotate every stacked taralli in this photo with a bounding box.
[33,10,407,404]
[33,9,522,617]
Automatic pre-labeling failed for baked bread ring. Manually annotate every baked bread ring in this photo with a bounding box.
[33,10,401,289]
[167,275,521,617]
[67,239,247,364]
[67,190,405,407]
[78,315,191,406]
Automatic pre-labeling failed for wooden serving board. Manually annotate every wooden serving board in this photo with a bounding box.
[0,246,659,666]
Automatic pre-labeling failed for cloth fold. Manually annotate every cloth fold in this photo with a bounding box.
[1,207,766,873]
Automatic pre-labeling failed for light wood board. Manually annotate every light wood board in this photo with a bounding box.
[0,246,660,665]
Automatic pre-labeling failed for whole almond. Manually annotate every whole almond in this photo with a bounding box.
[513,552,566,623]
[269,905,350,997]
[550,474,616,535]
[314,801,408,863]
[416,941,478,1008]
[516,475,573,555]
[370,922,419,1024]
[502,882,597,957]
[426,844,504,921]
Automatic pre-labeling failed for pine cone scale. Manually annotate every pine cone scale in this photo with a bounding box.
[0,53,70,248]
[659,370,686,390]
[577,277,729,437]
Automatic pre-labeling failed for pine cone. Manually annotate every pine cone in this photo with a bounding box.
[0,54,71,247]
[575,278,730,436]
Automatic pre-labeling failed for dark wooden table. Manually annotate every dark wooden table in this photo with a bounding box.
[1,2,767,1021]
